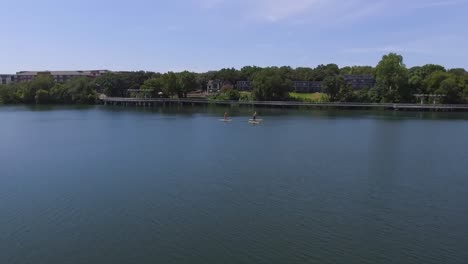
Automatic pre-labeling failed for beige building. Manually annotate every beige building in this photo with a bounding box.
[15,70,109,83]
[207,80,223,93]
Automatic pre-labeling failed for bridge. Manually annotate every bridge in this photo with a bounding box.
[100,97,468,111]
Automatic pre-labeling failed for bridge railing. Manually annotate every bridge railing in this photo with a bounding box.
[100,97,468,109]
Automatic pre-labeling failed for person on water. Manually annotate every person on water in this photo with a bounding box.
[252,111,257,121]
[224,112,228,121]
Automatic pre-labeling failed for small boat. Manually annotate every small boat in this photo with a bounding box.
[249,119,263,122]
[249,120,261,124]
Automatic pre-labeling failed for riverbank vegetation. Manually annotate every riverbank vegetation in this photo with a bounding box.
[289,93,328,103]
[1,53,467,105]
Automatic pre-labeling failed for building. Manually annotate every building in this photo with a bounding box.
[236,81,252,91]
[207,80,223,93]
[292,81,322,93]
[344,75,376,90]
[0,74,15,85]
[15,70,109,83]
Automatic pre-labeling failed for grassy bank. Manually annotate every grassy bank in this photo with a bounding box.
[289,92,329,103]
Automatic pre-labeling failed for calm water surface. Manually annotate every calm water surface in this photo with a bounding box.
[1,105,467,264]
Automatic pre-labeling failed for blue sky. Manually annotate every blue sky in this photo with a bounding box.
[1,0,467,73]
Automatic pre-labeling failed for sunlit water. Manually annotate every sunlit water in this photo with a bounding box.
[1,105,467,264]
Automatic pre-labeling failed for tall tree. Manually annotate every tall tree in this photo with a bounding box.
[0,83,21,104]
[178,71,199,98]
[448,68,466,76]
[278,66,294,80]
[252,68,291,101]
[408,65,446,96]
[437,76,463,103]
[240,66,262,80]
[322,75,346,102]
[35,89,51,104]
[214,68,240,83]
[425,71,450,94]
[140,76,164,97]
[62,77,96,104]
[161,72,179,97]
[340,66,374,75]
[375,53,409,102]
[293,67,315,81]
[19,76,55,103]
[314,64,340,81]
[95,73,121,97]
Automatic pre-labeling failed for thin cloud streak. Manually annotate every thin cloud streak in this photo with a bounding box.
[194,0,467,24]
[413,0,467,8]
[343,34,468,56]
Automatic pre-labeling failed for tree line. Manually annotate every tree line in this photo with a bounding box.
[1,53,467,104]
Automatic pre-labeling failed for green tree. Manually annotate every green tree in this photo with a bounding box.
[408,64,446,96]
[322,75,346,102]
[436,76,465,103]
[95,71,154,97]
[425,71,450,94]
[463,76,468,103]
[408,67,425,95]
[314,64,340,81]
[50,83,71,103]
[140,76,164,97]
[20,76,54,103]
[448,68,466,76]
[375,53,409,102]
[293,67,315,81]
[35,89,51,104]
[0,84,21,104]
[214,68,241,83]
[421,64,446,75]
[62,77,96,104]
[337,85,356,102]
[252,68,291,101]
[161,72,179,98]
[178,71,199,98]
[340,66,374,75]
[278,66,295,80]
[212,87,240,100]
[95,73,120,96]
[240,66,262,80]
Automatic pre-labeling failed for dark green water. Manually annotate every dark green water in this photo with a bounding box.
[1,105,467,264]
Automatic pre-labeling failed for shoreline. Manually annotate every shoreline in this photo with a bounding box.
[100,97,468,112]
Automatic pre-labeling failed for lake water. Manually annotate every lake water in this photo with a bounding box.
[1,105,468,264]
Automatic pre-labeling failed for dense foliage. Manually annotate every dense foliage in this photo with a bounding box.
[1,53,467,104]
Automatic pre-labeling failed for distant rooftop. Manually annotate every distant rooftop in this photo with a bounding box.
[16,70,110,76]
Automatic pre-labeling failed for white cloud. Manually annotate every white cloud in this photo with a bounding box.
[413,0,467,8]
[343,34,468,56]
[194,0,467,24]
[344,46,428,54]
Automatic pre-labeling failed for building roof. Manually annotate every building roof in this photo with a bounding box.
[16,70,109,76]
[208,79,222,85]
[343,74,375,80]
